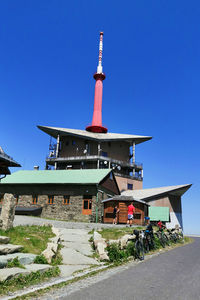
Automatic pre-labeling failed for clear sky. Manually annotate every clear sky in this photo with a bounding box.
[0,1,199,234]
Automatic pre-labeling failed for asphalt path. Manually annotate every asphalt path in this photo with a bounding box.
[41,237,200,300]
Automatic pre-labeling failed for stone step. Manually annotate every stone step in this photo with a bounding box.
[0,236,10,244]
[0,244,23,255]
[0,264,52,282]
[0,253,37,268]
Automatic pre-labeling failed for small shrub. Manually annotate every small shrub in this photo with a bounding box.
[34,255,48,264]
[125,241,135,257]
[106,243,129,263]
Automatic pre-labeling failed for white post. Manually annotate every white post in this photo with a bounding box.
[132,142,135,177]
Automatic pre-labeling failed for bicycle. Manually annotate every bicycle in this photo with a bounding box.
[155,229,169,247]
[134,230,144,260]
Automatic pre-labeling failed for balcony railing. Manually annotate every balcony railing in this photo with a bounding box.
[46,154,143,169]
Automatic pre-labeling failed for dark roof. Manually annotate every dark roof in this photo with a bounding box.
[102,195,149,205]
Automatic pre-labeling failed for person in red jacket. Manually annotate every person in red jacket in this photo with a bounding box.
[126,202,135,227]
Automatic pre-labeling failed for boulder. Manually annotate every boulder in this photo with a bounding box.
[93,231,109,261]
[0,193,16,231]
[0,236,10,244]
[120,234,136,249]
[96,241,109,261]
[0,244,23,255]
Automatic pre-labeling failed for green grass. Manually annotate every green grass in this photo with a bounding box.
[0,225,55,255]
[6,257,25,269]
[98,227,144,240]
[0,267,60,296]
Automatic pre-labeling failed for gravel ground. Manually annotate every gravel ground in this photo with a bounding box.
[13,215,138,230]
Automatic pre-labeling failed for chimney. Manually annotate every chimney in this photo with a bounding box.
[86,32,108,133]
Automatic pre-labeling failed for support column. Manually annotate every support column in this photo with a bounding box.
[55,134,60,170]
[132,142,135,177]
[97,143,101,169]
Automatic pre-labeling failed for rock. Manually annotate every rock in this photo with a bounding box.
[0,236,10,244]
[93,231,109,261]
[96,241,109,261]
[0,193,16,231]
[42,244,55,264]
[108,239,120,246]
[0,244,23,255]
[0,267,30,282]
[120,234,136,249]
[25,263,52,273]
[93,231,102,241]
[0,253,36,268]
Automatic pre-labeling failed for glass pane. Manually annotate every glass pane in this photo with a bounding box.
[84,200,88,209]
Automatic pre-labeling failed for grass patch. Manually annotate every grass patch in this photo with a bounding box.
[0,225,55,255]
[6,257,25,269]
[0,267,60,296]
[98,227,144,240]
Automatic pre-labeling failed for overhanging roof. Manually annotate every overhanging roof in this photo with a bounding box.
[0,149,21,168]
[121,184,192,201]
[102,195,149,205]
[0,169,112,185]
[37,125,152,145]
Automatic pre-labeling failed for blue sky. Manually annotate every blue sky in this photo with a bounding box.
[0,1,199,234]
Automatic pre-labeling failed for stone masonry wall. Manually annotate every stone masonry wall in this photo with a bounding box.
[16,191,110,223]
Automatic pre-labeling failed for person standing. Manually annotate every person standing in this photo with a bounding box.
[127,202,135,227]
[113,205,120,225]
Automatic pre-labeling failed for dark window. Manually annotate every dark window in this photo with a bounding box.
[102,151,108,157]
[127,183,133,190]
[63,195,70,205]
[84,200,88,209]
[32,196,38,204]
[109,172,113,180]
[66,141,69,146]
[48,196,54,204]
[72,140,76,145]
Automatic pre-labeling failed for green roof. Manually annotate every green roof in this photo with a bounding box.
[149,206,169,222]
[0,169,112,185]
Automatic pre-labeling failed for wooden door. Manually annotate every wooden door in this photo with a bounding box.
[82,198,92,215]
[118,202,129,223]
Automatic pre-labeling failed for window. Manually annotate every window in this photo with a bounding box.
[48,196,54,205]
[63,195,70,205]
[0,194,3,204]
[109,172,113,180]
[82,196,92,215]
[102,151,108,157]
[127,183,133,190]
[16,196,19,205]
[72,140,76,145]
[32,195,38,204]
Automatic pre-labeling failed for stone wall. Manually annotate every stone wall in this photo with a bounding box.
[14,190,111,223]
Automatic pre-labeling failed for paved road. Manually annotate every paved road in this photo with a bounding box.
[39,237,200,300]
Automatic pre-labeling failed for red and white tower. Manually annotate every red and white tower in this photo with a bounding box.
[86,32,108,133]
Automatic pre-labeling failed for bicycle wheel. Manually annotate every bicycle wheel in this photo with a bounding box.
[160,234,166,248]
[135,240,144,260]
[143,238,149,253]
[163,233,170,246]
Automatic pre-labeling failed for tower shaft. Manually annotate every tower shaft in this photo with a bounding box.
[86,32,108,133]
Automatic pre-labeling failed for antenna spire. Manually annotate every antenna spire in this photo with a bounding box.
[97,32,103,74]
[86,32,108,133]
